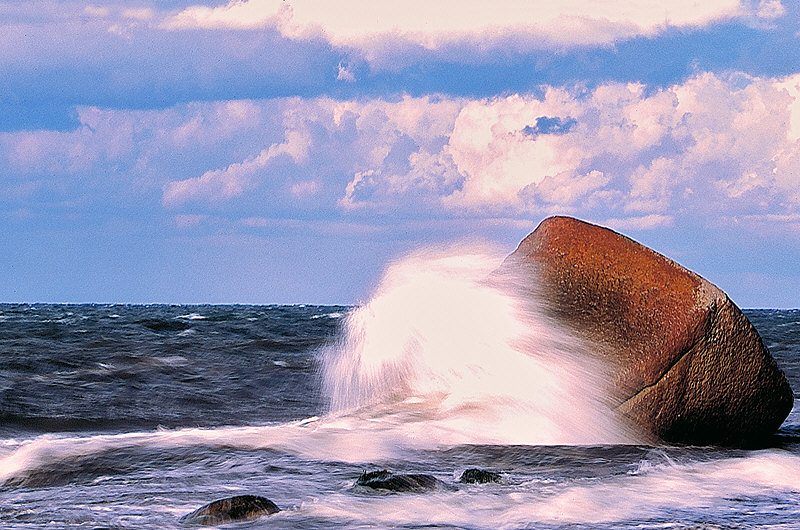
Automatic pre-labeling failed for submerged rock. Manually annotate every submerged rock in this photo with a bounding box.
[180,495,279,525]
[459,468,502,484]
[356,469,446,492]
[501,216,794,446]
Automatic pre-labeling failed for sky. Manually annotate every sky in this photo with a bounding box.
[2,0,800,307]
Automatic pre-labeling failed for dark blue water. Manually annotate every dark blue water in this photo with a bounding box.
[0,304,343,436]
[0,303,798,528]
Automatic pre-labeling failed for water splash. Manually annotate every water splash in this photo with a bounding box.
[0,247,637,486]
[321,245,634,446]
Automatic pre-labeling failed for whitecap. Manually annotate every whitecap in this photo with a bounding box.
[311,312,345,320]
[176,313,206,320]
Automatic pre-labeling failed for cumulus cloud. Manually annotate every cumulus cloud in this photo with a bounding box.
[755,0,786,20]
[4,71,800,233]
[160,72,800,227]
[331,72,800,225]
[451,73,800,222]
[162,128,311,207]
[164,0,776,65]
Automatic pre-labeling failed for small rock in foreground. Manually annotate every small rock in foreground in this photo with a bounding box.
[459,468,502,484]
[180,494,279,525]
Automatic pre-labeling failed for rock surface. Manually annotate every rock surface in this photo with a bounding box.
[501,215,794,445]
[459,468,502,484]
[356,470,446,492]
[180,495,279,525]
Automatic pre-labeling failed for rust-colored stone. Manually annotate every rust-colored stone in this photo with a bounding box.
[502,216,793,445]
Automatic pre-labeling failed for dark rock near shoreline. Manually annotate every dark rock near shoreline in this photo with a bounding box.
[459,468,502,484]
[180,495,279,525]
[356,469,446,492]
[500,215,794,446]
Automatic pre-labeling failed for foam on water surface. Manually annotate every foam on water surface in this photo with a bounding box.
[287,450,800,528]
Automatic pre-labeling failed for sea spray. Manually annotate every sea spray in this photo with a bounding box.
[321,246,635,446]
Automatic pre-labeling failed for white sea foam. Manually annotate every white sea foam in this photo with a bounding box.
[0,414,465,483]
[287,450,800,528]
[0,421,367,483]
[311,312,345,319]
[516,450,800,524]
[176,313,207,320]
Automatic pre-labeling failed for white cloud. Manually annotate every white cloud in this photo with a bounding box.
[164,0,773,65]
[84,5,111,18]
[339,169,376,211]
[166,0,745,38]
[162,128,311,206]
[438,73,800,219]
[529,170,611,207]
[336,61,356,82]
[755,0,786,20]
[442,93,584,211]
[122,8,154,21]
[326,72,800,224]
[290,179,320,198]
[627,157,676,213]
[603,214,675,231]
[164,0,279,29]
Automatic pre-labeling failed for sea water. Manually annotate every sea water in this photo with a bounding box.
[0,250,798,528]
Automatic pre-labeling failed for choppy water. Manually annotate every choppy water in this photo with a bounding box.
[1,254,798,528]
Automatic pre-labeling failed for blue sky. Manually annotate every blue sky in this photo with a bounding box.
[2,0,800,307]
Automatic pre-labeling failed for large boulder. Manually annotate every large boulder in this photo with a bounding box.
[501,215,793,445]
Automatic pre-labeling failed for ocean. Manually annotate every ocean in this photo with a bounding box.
[1,254,799,528]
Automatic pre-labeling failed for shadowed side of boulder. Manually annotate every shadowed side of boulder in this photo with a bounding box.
[501,215,793,445]
[356,469,446,492]
[180,495,279,525]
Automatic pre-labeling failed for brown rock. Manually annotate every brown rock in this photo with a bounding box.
[180,495,279,525]
[501,215,793,445]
